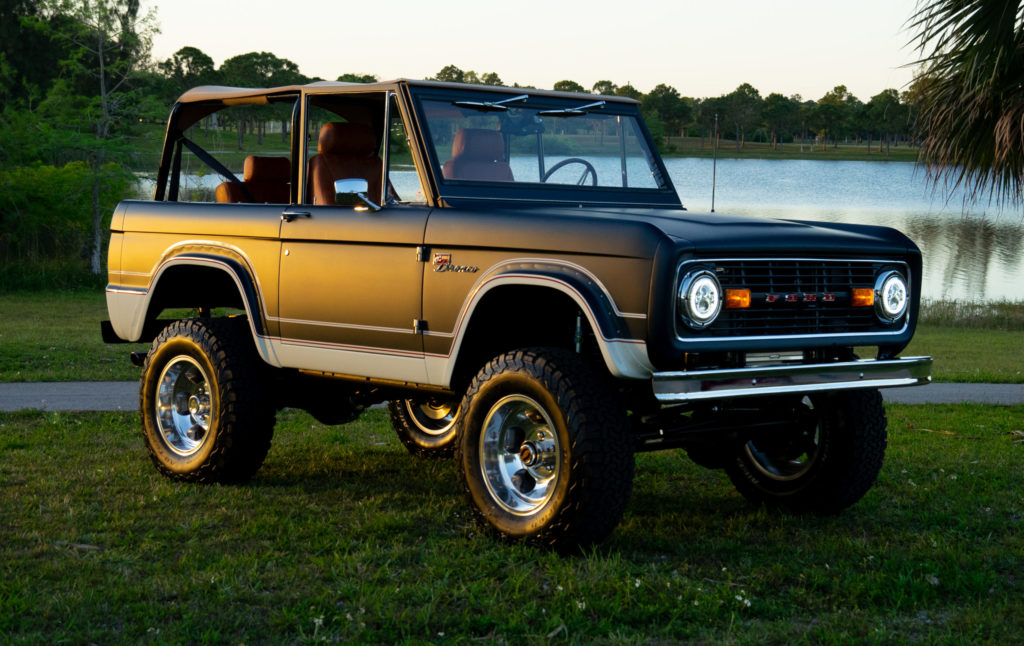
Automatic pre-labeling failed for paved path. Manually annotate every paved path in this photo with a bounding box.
[0,381,138,412]
[0,381,1022,412]
[880,382,1024,405]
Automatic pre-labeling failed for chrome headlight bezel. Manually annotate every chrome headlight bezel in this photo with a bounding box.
[678,270,723,329]
[874,270,909,322]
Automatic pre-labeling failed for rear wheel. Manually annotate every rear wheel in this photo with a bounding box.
[456,349,634,550]
[724,390,887,514]
[388,397,461,458]
[139,318,274,483]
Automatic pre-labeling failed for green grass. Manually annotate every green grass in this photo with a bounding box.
[1,292,1021,383]
[904,325,1024,383]
[0,291,149,382]
[1,404,1021,643]
[901,300,1024,383]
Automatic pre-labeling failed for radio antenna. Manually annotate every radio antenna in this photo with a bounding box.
[711,112,718,213]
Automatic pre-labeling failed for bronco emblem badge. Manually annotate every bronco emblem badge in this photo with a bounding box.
[432,253,479,273]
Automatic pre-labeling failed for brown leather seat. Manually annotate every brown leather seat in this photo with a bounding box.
[308,122,383,205]
[441,128,514,182]
[215,156,291,204]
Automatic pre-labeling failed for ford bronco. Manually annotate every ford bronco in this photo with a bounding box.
[102,79,932,549]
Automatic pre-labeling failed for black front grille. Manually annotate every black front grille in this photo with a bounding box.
[687,259,901,337]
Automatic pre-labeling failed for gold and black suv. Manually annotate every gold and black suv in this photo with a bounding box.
[102,79,932,549]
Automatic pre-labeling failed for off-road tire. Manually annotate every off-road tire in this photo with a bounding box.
[139,318,274,483]
[455,348,634,551]
[388,397,460,459]
[724,389,887,514]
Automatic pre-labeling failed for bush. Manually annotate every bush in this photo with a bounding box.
[0,161,133,287]
[0,259,106,292]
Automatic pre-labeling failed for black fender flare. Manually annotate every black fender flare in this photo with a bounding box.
[441,259,652,382]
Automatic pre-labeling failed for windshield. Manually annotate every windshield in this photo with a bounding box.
[417,95,668,192]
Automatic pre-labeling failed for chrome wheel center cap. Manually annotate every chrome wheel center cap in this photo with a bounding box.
[519,442,538,467]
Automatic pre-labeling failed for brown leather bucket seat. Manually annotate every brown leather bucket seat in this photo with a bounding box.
[308,122,383,205]
[215,155,291,203]
[442,128,514,182]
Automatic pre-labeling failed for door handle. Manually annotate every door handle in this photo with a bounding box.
[281,210,311,222]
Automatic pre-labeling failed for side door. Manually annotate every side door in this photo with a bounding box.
[277,90,432,383]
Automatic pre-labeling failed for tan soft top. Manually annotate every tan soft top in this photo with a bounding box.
[175,80,639,105]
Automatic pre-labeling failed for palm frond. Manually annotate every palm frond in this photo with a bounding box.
[909,0,1024,207]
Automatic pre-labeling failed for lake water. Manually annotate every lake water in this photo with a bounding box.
[146,158,1024,303]
[663,158,1024,303]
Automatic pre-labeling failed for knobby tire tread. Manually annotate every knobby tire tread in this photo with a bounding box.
[140,318,274,484]
[726,389,887,514]
[387,399,456,460]
[456,348,634,551]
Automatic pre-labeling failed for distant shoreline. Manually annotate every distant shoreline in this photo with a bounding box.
[660,141,918,163]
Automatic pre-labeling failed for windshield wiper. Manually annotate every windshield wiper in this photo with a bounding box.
[537,100,606,117]
[452,94,529,112]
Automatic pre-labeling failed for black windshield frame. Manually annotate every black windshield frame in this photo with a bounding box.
[407,86,682,208]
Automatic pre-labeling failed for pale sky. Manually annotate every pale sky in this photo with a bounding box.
[146,0,923,102]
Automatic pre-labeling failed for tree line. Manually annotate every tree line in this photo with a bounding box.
[427,66,917,155]
[150,54,921,155]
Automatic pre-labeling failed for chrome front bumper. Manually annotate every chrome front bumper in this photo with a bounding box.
[652,356,933,403]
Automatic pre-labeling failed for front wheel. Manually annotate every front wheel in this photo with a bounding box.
[456,349,634,550]
[139,318,275,483]
[724,390,887,514]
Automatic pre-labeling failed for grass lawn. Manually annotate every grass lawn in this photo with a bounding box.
[1,292,1020,383]
[903,325,1024,383]
[1,404,1021,643]
[0,291,148,382]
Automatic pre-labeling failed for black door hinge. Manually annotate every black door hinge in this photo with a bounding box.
[416,246,429,262]
[413,319,428,334]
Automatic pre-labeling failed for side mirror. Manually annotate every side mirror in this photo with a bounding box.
[334,178,381,212]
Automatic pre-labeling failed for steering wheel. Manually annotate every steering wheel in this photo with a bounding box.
[541,157,598,186]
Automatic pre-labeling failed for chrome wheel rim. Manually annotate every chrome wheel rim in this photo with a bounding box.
[155,356,213,457]
[743,397,820,481]
[479,395,561,516]
[404,398,459,436]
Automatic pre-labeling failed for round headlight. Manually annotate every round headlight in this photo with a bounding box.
[875,271,908,321]
[678,270,722,329]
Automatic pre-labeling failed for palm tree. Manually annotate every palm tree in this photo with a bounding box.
[908,0,1024,206]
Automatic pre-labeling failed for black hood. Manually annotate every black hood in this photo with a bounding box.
[584,207,920,258]
[426,203,920,261]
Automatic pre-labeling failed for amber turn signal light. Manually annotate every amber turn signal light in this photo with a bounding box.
[852,288,874,307]
[725,288,751,309]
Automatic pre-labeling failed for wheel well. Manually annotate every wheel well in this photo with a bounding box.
[146,265,248,322]
[450,285,602,390]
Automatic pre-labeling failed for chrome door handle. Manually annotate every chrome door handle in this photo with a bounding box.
[281,210,311,222]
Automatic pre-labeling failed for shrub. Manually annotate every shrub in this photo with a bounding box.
[0,161,133,288]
